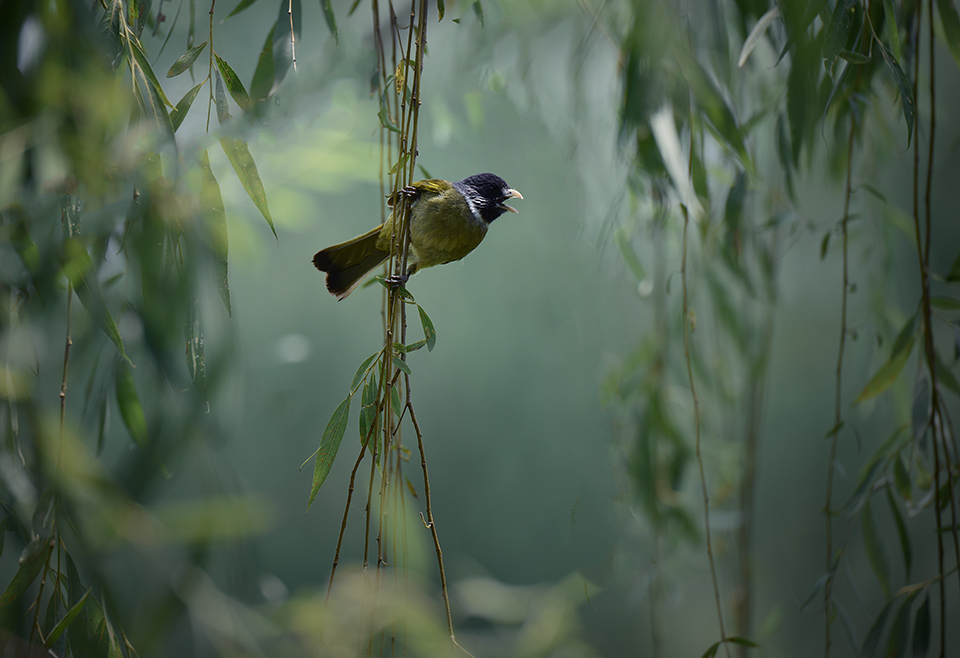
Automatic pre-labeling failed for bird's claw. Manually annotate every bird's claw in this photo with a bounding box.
[385,274,409,287]
[400,186,418,199]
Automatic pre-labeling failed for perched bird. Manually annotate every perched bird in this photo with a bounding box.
[313,173,523,299]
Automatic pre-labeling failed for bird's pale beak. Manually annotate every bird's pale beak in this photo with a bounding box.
[503,189,523,213]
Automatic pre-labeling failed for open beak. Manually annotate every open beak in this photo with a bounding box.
[501,188,523,213]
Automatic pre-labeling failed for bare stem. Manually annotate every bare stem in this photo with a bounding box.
[681,205,730,658]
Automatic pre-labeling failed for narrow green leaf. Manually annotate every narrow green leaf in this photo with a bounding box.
[822,0,856,73]
[219,136,276,238]
[837,601,861,653]
[887,592,918,658]
[199,150,230,316]
[945,250,960,281]
[437,0,445,21]
[777,0,830,64]
[169,81,204,131]
[894,456,912,501]
[862,500,890,598]
[359,371,378,440]
[800,573,830,611]
[931,295,960,311]
[839,50,872,64]
[853,334,916,404]
[878,41,916,148]
[392,355,412,376]
[214,52,252,112]
[128,33,173,107]
[473,0,484,28]
[0,536,52,629]
[738,7,780,68]
[860,599,893,657]
[892,312,919,356]
[306,396,351,511]
[184,301,208,400]
[911,376,930,439]
[61,238,125,357]
[45,588,91,646]
[227,0,259,18]
[700,641,721,658]
[390,385,402,417]
[418,305,437,351]
[250,25,276,102]
[676,49,748,166]
[883,0,902,63]
[214,70,231,124]
[935,0,960,68]
[820,232,831,260]
[404,339,428,352]
[116,360,147,446]
[912,592,930,657]
[166,41,207,77]
[319,0,338,44]
[885,487,912,578]
[936,352,960,395]
[351,352,381,392]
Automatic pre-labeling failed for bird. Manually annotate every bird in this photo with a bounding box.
[313,173,523,299]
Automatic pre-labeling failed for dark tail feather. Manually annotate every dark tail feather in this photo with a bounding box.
[313,225,389,300]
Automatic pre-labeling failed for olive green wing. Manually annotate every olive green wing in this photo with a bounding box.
[385,179,451,207]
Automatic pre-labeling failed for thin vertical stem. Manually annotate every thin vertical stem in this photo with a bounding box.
[682,208,730,658]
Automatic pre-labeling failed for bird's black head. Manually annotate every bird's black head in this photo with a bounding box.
[454,173,523,223]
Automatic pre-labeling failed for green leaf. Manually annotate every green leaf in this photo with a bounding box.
[931,295,960,311]
[883,0,902,63]
[894,456,912,501]
[227,0,259,18]
[912,372,931,440]
[936,0,960,68]
[199,150,230,316]
[912,592,930,657]
[214,52,252,112]
[777,0,830,64]
[169,81,204,131]
[214,70,231,124]
[418,305,437,351]
[250,25,276,101]
[306,396,351,511]
[885,487,911,578]
[860,599,893,657]
[219,136,276,238]
[820,231,831,260]
[945,250,960,281]
[392,355,411,376]
[390,384,402,417]
[853,333,916,404]
[116,360,148,446]
[0,535,52,630]
[404,339,428,352]
[822,0,856,74]
[319,0,338,44]
[184,301,208,400]
[359,371,378,443]
[738,7,780,68]
[892,312,919,356]
[166,41,207,77]
[839,50,871,64]
[936,352,960,395]
[886,592,917,658]
[61,238,126,357]
[351,352,381,392]
[128,33,173,107]
[878,41,916,148]
[437,0,445,21]
[473,0,484,28]
[862,500,890,598]
[45,588,91,646]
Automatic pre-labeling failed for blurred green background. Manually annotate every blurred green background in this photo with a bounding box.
[2,0,960,656]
